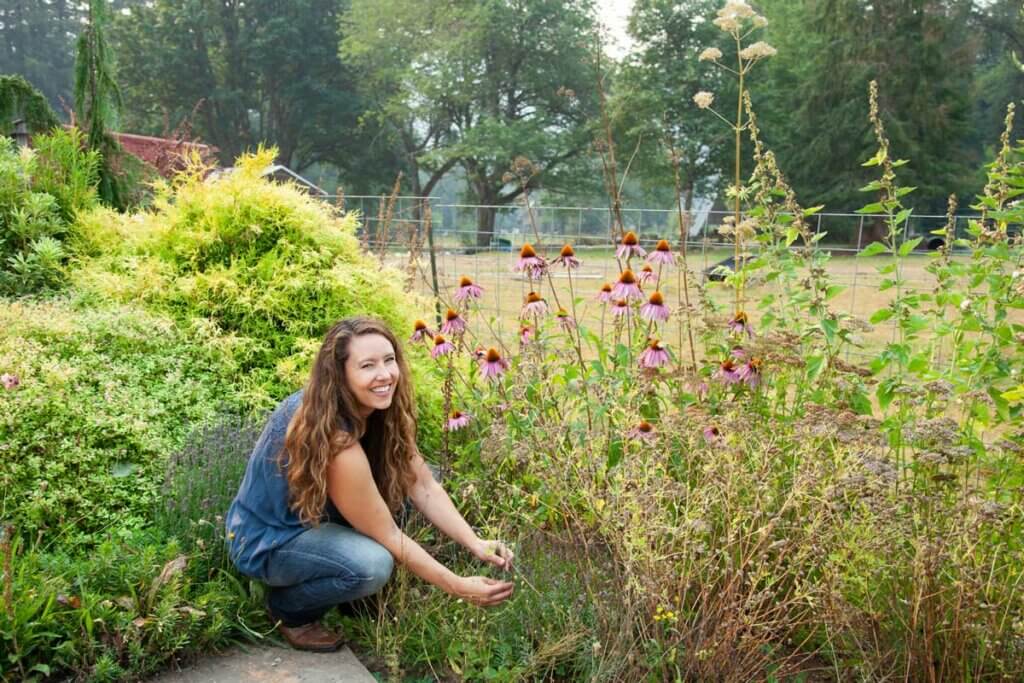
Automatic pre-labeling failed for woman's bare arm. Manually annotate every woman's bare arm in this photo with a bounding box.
[327,442,512,605]
[407,454,513,569]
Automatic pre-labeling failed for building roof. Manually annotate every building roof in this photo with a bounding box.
[112,132,217,176]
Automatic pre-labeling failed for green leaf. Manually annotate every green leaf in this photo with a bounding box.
[858,241,889,257]
[870,308,894,324]
[824,285,846,300]
[898,236,922,256]
[606,438,624,470]
[805,354,825,382]
[856,202,885,214]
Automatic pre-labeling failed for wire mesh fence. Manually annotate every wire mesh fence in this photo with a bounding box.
[320,194,988,365]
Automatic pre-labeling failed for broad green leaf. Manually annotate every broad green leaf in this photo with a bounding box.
[870,308,894,324]
[898,236,923,256]
[858,241,889,257]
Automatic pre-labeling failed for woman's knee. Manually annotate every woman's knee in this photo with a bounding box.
[356,542,394,593]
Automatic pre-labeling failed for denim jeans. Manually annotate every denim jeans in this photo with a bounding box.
[264,523,394,627]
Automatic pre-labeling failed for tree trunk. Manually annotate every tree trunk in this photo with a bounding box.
[475,182,497,248]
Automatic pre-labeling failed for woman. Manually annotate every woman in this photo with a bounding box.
[226,317,514,652]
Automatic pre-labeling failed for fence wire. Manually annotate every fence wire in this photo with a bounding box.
[322,194,987,366]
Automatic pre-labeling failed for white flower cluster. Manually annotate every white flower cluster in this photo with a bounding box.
[693,91,715,109]
[739,40,778,60]
[699,47,723,62]
[712,1,767,33]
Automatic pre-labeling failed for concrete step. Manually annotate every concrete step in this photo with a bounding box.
[150,644,377,683]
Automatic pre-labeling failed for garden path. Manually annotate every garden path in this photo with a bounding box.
[149,644,377,682]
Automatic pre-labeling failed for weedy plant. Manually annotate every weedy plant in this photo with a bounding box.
[349,2,1023,680]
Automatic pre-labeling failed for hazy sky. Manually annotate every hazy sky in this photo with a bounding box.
[596,0,635,58]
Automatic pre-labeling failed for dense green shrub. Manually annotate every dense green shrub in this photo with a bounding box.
[0,298,240,540]
[72,149,440,426]
[0,131,100,296]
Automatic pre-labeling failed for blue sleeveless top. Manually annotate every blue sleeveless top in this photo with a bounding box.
[225,389,349,579]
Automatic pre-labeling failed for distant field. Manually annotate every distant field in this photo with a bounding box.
[382,246,1016,364]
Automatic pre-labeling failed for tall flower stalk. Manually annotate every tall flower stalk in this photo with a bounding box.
[695,1,775,313]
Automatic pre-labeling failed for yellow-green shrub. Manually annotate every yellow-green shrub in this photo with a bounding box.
[72,149,441,438]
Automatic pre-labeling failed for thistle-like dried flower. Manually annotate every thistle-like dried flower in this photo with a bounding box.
[739,41,777,61]
[699,47,723,62]
[693,91,715,110]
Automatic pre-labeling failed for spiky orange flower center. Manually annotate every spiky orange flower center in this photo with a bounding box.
[413,319,427,331]
[749,357,762,370]
[446,308,459,321]
[560,244,575,257]
[648,338,662,350]
[600,282,613,293]
[556,308,569,318]
[637,420,653,433]
[459,276,473,287]
[526,291,543,303]
[733,311,748,324]
[520,243,537,258]
[622,231,639,246]
[614,299,628,307]
[708,426,720,436]
[642,264,654,273]
[485,348,502,363]
[618,269,637,285]
[450,410,464,419]
[656,239,671,252]
[520,326,532,335]
[433,335,446,345]
[721,359,737,371]
[648,291,664,305]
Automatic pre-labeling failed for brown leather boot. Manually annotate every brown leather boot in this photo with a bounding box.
[274,621,344,652]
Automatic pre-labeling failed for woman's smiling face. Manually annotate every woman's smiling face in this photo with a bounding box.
[344,333,400,417]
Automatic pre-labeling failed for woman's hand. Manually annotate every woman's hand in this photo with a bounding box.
[452,576,514,607]
[470,539,515,570]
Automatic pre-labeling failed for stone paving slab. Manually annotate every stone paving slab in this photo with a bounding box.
[150,644,377,683]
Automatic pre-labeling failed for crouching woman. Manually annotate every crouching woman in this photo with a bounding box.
[226,317,513,652]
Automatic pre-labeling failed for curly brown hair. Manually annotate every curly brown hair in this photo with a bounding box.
[281,317,418,525]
